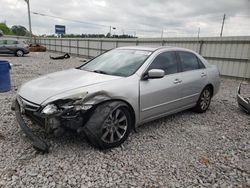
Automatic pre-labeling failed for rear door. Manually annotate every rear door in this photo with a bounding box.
[5,40,18,53]
[177,51,207,106]
[140,51,183,122]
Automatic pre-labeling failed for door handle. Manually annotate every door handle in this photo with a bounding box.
[201,72,207,77]
[173,79,182,84]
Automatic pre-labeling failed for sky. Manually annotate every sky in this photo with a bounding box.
[0,0,250,38]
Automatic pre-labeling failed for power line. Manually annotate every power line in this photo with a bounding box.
[31,11,163,34]
[31,11,110,28]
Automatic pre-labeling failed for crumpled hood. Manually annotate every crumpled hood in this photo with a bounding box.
[18,69,121,104]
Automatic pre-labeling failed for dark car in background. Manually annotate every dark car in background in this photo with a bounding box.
[0,38,29,57]
[237,81,250,114]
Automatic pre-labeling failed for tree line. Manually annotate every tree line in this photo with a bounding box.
[0,22,30,36]
[43,33,137,39]
[0,22,137,39]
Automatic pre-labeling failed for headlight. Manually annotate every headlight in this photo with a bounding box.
[42,104,58,115]
[60,99,92,111]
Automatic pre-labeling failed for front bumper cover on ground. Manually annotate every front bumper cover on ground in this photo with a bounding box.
[12,100,49,153]
[237,82,250,114]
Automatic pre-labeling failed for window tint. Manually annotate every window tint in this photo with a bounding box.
[0,40,6,45]
[197,58,205,68]
[6,40,17,45]
[148,51,178,75]
[178,51,200,72]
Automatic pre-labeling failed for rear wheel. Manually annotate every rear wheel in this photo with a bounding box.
[193,86,212,113]
[16,50,24,57]
[83,101,132,149]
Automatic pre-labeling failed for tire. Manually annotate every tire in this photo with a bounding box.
[16,50,24,57]
[193,86,212,113]
[83,101,132,149]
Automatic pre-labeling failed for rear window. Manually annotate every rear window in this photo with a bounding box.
[178,51,200,72]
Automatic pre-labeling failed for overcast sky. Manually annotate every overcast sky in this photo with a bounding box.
[0,0,250,37]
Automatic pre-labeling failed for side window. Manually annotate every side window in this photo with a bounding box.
[0,40,7,45]
[197,58,205,69]
[6,40,17,45]
[148,51,178,75]
[178,51,200,72]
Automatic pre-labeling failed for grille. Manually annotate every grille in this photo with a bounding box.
[17,95,40,112]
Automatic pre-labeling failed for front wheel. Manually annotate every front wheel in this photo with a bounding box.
[16,50,24,57]
[193,87,212,113]
[83,101,132,149]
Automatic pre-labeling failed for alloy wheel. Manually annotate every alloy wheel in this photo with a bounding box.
[101,108,128,143]
[16,50,24,57]
[200,89,211,110]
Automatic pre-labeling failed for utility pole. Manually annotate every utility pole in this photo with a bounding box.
[24,0,32,42]
[161,28,164,39]
[220,14,226,37]
[198,27,200,39]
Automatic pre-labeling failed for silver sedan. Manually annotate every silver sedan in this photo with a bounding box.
[13,46,220,152]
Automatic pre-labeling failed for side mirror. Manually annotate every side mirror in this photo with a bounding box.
[143,69,165,80]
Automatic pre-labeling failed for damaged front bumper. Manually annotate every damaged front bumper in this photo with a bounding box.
[12,100,49,152]
[11,95,94,152]
[237,82,250,114]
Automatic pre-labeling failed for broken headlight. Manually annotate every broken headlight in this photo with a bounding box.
[41,92,92,115]
[42,104,58,115]
[60,100,92,111]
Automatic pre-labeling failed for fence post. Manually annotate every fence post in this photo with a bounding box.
[61,39,62,52]
[54,39,56,51]
[77,39,79,56]
[49,39,51,51]
[69,39,71,54]
[87,39,90,57]
[199,40,204,55]
[245,43,250,79]
[162,40,165,46]
[100,40,103,55]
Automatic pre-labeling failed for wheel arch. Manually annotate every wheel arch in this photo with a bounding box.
[95,99,136,130]
[205,83,214,97]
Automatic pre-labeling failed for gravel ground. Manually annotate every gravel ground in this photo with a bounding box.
[0,52,249,188]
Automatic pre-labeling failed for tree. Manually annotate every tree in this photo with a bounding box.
[11,25,28,36]
[0,23,11,35]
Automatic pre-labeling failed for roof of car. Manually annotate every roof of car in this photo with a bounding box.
[117,46,193,52]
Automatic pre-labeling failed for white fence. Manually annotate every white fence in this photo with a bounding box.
[7,35,250,78]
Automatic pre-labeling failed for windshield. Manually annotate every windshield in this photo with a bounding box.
[79,49,151,77]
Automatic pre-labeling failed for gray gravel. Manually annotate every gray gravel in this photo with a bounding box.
[0,52,249,187]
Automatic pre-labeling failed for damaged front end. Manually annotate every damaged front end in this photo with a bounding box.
[11,93,95,152]
[237,81,250,114]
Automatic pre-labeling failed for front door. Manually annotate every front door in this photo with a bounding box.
[140,51,183,122]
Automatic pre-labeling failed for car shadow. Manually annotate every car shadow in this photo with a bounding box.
[0,54,30,58]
